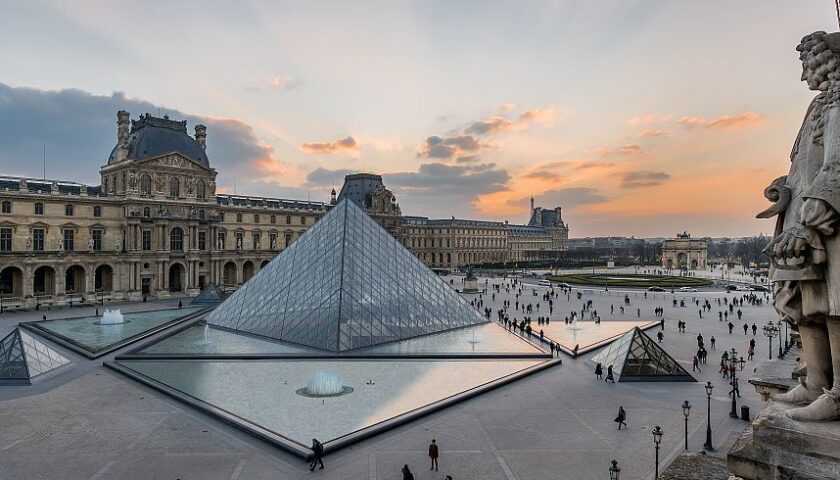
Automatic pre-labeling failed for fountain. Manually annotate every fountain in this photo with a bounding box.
[296,370,353,397]
[567,314,581,331]
[99,309,125,325]
[202,323,211,344]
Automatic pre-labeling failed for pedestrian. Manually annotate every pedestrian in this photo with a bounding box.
[605,365,615,383]
[693,355,701,372]
[752,323,757,335]
[743,323,748,335]
[178,300,182,309]
[595,362,603,379]
[402,464,415,480]
[615,406,627,430]
[728,322,734,334]
[657,331,664,343]
[428,439,439,471]
[309,438,325,471]
[710,336,716,350]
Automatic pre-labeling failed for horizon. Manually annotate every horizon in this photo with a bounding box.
[0,1,836,237]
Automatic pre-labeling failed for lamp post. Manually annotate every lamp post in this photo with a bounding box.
[703,381,714,451]
[777,320,785,358]
[763,321,779,360]
[652,425,663,480]
[728,349,746,419]
[682,400,691,450]
[608,459,620,480]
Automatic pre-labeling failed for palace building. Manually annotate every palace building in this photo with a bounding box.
[0,111,568,309]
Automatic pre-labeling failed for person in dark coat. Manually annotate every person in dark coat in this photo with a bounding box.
[615,406,627,430]
[595,363,603,379]
[309,438,324,471]
[605,365,615,383]
[428,439,439,471]
[402,464,414,480]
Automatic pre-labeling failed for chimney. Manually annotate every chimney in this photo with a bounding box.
[195,124,207,150]
[117,110,130,146]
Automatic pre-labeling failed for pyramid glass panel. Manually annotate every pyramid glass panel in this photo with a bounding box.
[0,328,71,385]
[590,327,694,382]
[208,199,487,352]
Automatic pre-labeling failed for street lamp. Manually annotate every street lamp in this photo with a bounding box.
[703,381,714,451]
[763,321,779,360]
[682,400,691,450]
[608,459,620,480]
[777,320,785,358]
[728,348,746,419]
[652,425,664,480]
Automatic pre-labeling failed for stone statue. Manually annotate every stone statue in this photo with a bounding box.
[218,236,224,249]
[236,237,242,250]
[24,236,31,250]
[187,177,195,196]
[88,238,95,251]
[761,31,840,421]
[155,175,165,193]
[129,171,138,190]
[271,237,277,250]
[56,237,63,251]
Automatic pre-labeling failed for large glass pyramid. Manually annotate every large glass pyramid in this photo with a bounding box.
[0,328,71,385]
[207,198,488,352]
[590,327,694,382]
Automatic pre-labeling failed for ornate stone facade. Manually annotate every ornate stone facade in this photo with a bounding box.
[0,112,326,309]
[661,232,708,270]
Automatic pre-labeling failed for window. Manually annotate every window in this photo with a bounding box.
[198,210,205,220]
[270,215,276,224]
[93,206,102,217]
[143,207,150,218]
[91,229,103,251]
[253,233,261,249]
[1,201,10,214]
[284,232,292,247]
[0,228,11,251]
[217,232,225,250]
[140,174,152,195]
[34,203,44,215]
[300,216,306,225]
[198,231,206,250]
[254,214,260,223]
[170,177,180,198]
[33,229,44,251]
[270,233,277,250]
[286,215,291,224]
[142,230,152,251]
[63,229,75,251]
[236,232,244,250]
[236,213,243,223]
[65,204,74,216]
[170,227,183,251]
[196,180,206,199]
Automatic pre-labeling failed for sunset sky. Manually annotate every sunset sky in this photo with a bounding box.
[0,1,837,237]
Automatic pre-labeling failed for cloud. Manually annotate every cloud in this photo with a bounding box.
[499,103,516,112]
[465,106,556,135]
[301,136,358,154]
[593,144,642,156]
[678,112,765,130]
[506,187,608,209]
[616,170,670,188]
[639,128,669,137]
[627,113,672,126]
[417,135,493,160]
[305,167,356,187]
[575,161,616,170]
[0,83,286,193]
[245,75,300,92]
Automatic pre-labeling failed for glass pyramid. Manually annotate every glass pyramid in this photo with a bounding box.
[191,282,227,306]
[208,198,488,352]
[590,327,694,382]
[0,328,71,385]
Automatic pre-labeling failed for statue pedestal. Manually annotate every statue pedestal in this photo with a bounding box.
[462,275,479,294]
[728,401,840,479]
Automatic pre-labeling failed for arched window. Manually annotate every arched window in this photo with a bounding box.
[1,201,10,214]
[93,205,102,217]
[143,207,150,218]
[170,227,184,251]
[34,202,44,215]
[170,177,180,198]
[65,204,74,216]
[196,180,206,199]
[140,174,152,195]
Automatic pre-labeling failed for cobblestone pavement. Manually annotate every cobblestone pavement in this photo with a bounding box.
[0,275,785,480]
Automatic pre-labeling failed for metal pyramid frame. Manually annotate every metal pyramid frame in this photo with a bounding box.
[207,198,488,352]
[591,327,695,382]
[0,328,71,385]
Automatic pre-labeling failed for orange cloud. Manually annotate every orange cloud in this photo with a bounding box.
[518,107,556,124]
[593,144,642,156]
[678,112,765,130]
[627,113,672,126]
[301,136,359,154]
[465,106,556,135]
[639,128,669,137]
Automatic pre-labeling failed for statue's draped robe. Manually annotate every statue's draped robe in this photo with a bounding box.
[773,94,840,323]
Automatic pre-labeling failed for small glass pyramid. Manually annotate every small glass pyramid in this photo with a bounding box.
[591,327,694,382]
[0,328,71,385]
[191,283,227,306]
[208,198,488,352]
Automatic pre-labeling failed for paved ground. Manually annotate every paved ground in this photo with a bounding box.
[0,275,788,480]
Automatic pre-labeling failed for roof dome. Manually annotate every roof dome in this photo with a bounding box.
[108,114,209,167]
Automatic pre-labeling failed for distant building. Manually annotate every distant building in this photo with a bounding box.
[661,231,707,270]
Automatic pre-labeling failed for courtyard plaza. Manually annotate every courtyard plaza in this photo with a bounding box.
[0,273,785,480]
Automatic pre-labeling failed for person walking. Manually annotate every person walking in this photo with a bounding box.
[657,331,664,343]
[309,438,325,471]
[402,464,415,480]
[595,362,603,379]
[710,336,716,350]
[605,365,615,383]
[428,439,439,471]
[615,406,627,430]
[693,355,701,372]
